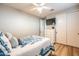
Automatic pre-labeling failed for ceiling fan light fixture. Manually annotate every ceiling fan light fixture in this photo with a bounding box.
[33,3,45,6]
[32,3,51,14]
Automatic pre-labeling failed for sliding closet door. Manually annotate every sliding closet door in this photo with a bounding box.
[56,13,67,44]
[67,11,79,48]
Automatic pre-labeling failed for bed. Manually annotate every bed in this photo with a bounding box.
[10,36,54,56]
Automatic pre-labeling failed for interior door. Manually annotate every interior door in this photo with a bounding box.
[40,19,45,36]
[56,13,67,44]
[67,11,79,48]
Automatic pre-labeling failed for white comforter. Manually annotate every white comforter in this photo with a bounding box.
[10,37,51,56]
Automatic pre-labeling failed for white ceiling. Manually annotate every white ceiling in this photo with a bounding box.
[2,3,79,18]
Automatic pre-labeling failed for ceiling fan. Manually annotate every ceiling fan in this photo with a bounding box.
[31,3,51,14]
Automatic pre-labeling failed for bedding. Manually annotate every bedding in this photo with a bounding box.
[39,44,54,56]
[10,37,54,56]
[0,32,54,56]
[19,36,42,47]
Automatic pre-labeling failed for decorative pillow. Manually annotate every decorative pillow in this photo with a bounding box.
[0,32,12,53]
[4,32,19,48]
[19,37,33,46]
[0,44,10,56]
[4,32,13,40]
[10,37,19,48]
[19,36,41,47]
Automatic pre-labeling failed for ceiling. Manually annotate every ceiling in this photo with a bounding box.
[2,3,79,18]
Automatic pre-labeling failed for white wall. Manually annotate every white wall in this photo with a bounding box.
[0,5,40,38]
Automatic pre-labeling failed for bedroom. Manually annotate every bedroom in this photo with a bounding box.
[0,3,79,56]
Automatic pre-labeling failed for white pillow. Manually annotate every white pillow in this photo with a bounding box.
[10,36,19,48]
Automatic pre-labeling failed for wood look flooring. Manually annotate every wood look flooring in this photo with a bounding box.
[51,43,79,56]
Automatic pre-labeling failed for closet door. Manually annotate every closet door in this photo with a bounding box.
[56,13,67,44]
[67,11,79,48]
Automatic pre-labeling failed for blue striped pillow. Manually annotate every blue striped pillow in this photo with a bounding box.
[0,32,11,52]
[0,44,10,56]
[0,49,5,56]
